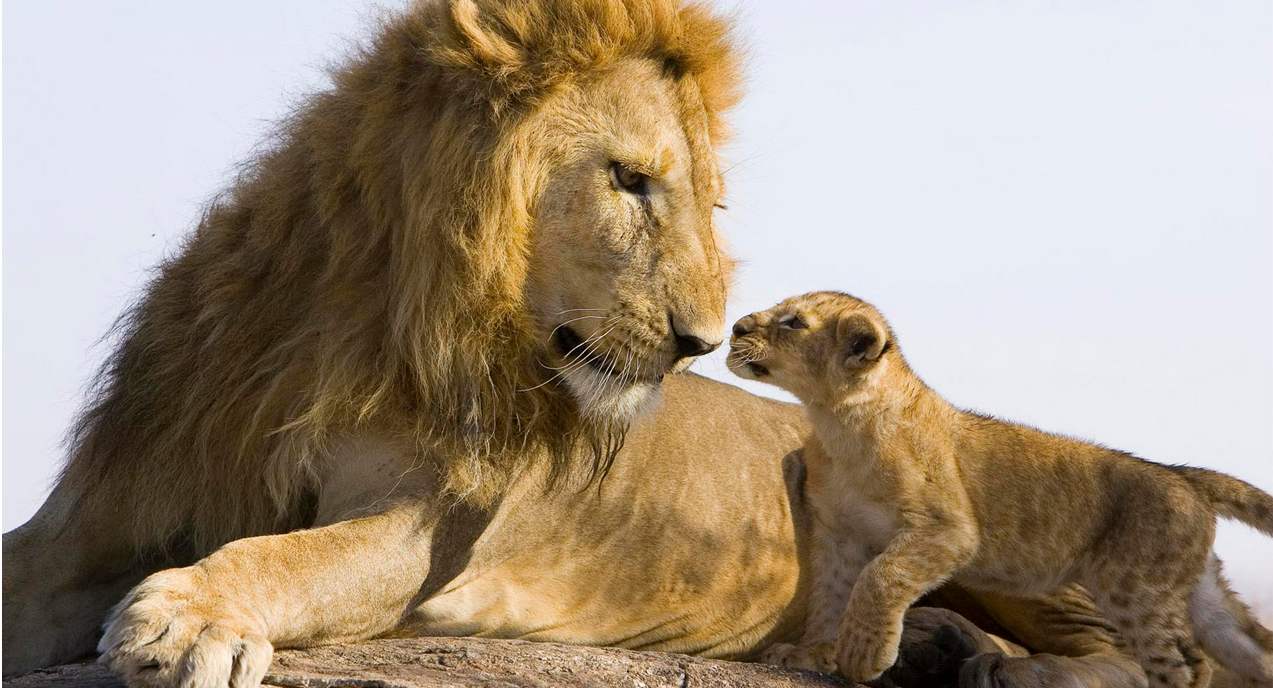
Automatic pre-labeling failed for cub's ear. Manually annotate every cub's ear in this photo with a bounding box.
[835,313,887,366]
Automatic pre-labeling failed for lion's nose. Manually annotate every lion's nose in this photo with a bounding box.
[732,315,757,339]
[669,314,722,361]
[674,332,718,359]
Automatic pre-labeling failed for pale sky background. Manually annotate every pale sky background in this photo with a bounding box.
[4,1,1271,610]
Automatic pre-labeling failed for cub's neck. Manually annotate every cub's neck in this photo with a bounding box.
[802,363,942,467]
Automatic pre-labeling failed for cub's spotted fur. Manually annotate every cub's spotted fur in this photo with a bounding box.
[729,291,1273,688]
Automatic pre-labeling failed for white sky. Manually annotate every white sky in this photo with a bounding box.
[4,2,1271,611]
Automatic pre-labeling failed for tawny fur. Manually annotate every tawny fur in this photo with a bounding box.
[58,0,742,557]
[7,1,743,680]
[729,291,1273,688]
[2,4,1231,688]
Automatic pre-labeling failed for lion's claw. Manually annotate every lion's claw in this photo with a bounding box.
[98,569,272,688]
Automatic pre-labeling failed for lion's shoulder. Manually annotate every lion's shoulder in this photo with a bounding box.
[653,373,808,441]
[664,372,801,411]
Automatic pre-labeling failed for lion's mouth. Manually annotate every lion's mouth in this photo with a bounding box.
[555,326,610,375]
[554,325,586,359]
[554,325,661,383]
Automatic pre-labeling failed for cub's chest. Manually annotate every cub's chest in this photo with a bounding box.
[806,466,899,551]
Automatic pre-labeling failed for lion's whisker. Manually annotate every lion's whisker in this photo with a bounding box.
[551,308,607,316]
[522,321,618,392]
[527,330,613,392]
[521,359,569,393]
[557,325,617,371]
[546,314,608,345]
[538,322,618,373]
[524,316,658,411]
[548,319,618,367]
[578,323,630,412]
[594,345,623,407]
[618,348,635,389]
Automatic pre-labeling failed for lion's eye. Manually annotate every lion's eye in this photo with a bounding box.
[610,161,650,196]
[778,314,806,330]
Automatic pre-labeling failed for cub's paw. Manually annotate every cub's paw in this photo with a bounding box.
[837,622,902,683]
[759,641,839,674]
[97,568,272,688]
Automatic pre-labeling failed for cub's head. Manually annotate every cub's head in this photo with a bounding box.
[727,292,895,405]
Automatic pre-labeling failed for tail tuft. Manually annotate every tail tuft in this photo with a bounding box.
[1170,465,1273,538]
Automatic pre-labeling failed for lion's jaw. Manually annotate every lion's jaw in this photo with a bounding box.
[560,363,664,425]
[524,58,732,426]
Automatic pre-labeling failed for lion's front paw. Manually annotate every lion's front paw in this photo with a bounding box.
[97,568,272,688]
[759,641,839,674]
[837,622,902,683]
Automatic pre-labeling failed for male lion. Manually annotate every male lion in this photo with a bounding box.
[1,2,1190,688]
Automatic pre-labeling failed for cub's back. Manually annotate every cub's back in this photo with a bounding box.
[951,412,1187,566]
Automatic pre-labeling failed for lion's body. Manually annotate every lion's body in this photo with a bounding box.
[381,375,809,655]
[5,373,813,671]
[0,2,1240,688]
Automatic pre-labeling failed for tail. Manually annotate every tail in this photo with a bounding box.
[1188,555,1273,683]
[1170,465,1273,537]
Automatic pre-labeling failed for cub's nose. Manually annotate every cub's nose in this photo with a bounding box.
[732,314,757,339]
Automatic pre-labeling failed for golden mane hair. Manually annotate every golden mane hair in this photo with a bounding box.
[59,0,741,556]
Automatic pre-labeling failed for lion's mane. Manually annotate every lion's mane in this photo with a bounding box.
[61,0,741,555]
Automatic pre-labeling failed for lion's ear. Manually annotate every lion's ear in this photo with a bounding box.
[445,0,525,71]
[835,314,887,366]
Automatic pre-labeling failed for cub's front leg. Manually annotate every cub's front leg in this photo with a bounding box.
[836,519,977,683]
[98,506,432,688]
[761,520,870,674]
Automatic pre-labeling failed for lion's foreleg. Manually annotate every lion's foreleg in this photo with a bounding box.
[960,651,1148,688]
[98,505,434,688]
[957,586,1149,688]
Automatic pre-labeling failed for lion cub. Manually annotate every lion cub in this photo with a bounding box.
[728,291,1273,688]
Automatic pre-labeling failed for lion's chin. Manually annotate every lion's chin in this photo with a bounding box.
[560,365,662,426]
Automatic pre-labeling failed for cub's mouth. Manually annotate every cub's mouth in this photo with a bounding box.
[745,362,769,378]
[727,341,770,379]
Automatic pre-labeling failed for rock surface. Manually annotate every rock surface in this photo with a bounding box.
[4,637,855,688]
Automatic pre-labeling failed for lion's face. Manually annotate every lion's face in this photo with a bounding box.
[525,59,731,424]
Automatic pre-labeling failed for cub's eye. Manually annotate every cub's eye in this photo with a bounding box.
[610,161,650,196]
[778,314,807,330]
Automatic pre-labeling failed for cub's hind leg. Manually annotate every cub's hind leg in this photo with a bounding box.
[1086,470,1219,688]
[1100,589,1212,688]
